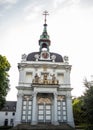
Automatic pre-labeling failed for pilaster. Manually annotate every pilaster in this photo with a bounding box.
[52,92,59,125]
[66,94,75,127]
[31,92,37,125]
[64,66,71,84]
[14,93,23,126]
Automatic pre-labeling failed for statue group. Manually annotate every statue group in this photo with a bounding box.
[32,73,59,85]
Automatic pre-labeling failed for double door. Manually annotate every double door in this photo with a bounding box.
[38,103,51,123]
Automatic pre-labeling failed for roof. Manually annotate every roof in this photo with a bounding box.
[0,101,17,112]
[26,52,63,62]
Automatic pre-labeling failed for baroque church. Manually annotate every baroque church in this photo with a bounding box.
[0,11,74,128]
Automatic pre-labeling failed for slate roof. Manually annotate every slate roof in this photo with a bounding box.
[0,101,17,112]
[26,52,63,62]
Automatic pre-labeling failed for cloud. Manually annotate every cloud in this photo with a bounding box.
[0,0,18,14]
[80,0,93,7]
[54,0,72,8]
[23,0,54,21]
[0,0,18,11]
[0,0,17,5]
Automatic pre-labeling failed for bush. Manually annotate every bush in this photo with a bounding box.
[85,125,93,130]
[0,126,12,129]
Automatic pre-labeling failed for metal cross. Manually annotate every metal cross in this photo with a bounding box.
[43,10,49,24]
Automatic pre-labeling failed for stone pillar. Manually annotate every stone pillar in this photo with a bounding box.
[14,93,23,126]
[53,93,59,125]
[31,92,37,125]
[66,94,75,127]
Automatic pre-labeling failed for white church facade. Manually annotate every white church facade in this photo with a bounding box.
[0,11,74,127]
[15,11,74,127]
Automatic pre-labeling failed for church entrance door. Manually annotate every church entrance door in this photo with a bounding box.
[37,93,52,123]
[38,103,51,123]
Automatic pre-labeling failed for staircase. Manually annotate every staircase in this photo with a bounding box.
[12,123,76,130]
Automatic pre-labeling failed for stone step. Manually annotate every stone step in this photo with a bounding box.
[12,123,76,130]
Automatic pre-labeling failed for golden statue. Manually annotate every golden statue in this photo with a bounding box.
[43,74,48,84]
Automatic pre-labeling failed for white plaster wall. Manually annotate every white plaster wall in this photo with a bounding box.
[18,62,71,88]
[0,112,15,126]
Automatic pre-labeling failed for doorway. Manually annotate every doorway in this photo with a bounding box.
[37,93,52,123]
[38,103,51,123]
[4,119,8,126]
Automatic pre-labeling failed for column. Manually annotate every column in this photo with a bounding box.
[31,92,37,125]
[53,93,59,125]
[14,93,23,126]
[66,94,75,127]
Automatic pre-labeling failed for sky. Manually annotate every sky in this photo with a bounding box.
[0,0,93,101]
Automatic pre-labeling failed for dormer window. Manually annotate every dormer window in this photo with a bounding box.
[13,106,16,110]
[5,112,8,116]
[6,106,9,110]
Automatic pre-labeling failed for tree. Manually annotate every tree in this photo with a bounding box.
[83,79,93,124]
[72,97,85,125]
[0,55,10,110]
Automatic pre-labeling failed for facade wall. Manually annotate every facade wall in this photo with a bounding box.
[18,63,71,87]
[14,61,74,127]
[0,111,15,126]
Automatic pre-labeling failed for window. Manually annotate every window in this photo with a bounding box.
[57,96,67,122]
[57,73,64,84]
[26,72,32,83]
[22,96,32,122]
[12,112,15,116]
[10,119,14,126]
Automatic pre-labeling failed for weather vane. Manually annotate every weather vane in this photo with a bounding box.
[43,10,49,24]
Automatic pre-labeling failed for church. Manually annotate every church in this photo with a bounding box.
[0,11,74,128]
[15,11,74,127]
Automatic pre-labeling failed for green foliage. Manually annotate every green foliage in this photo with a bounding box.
[83,80,93,124]
[73,78,93,127]
[85,125,93,130]
[72,97,85,125]
[0,55,10,110]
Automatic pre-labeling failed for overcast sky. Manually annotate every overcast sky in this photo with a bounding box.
[0,0,93,101]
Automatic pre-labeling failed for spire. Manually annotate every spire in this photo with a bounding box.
[43,10,49,25]
[39,11,51,52]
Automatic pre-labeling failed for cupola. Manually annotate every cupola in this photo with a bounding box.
[39,11,51,52]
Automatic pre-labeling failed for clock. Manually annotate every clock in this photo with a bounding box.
[41,51,49,59]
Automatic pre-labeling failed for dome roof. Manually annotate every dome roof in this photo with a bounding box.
[26,52,63,62]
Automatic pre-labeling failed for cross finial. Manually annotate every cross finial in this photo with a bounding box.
[43,10,49,24]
